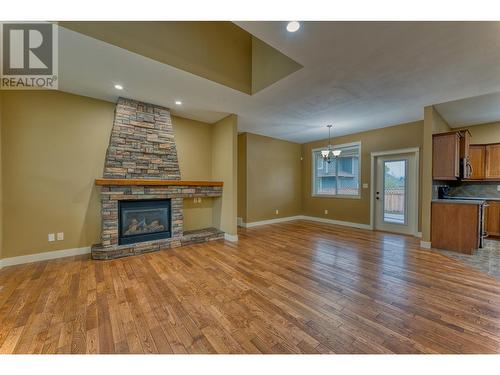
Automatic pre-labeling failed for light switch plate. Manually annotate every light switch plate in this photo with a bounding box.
[324,209,329,215]
[57,232,64,241]
[48,233,55,242]
[362,183,369,189]
[497,185,500,191]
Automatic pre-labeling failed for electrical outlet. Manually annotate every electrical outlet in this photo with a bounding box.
[362,183,369,189]
[48,233,55,242]
[324,209,328,215]
[57,232,64,241]
[275,209,279,215]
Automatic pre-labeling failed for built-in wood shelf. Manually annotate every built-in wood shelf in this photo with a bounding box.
[95,178,223,187]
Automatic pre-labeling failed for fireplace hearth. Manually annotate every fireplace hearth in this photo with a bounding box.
[91,98,225,260]
[119,199,171,245]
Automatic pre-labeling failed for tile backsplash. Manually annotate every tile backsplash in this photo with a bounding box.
[447,181,500,198]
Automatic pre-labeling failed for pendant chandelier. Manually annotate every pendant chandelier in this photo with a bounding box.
[321,124,341,163]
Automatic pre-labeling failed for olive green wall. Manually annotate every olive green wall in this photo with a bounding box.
[0,91,227,259]
[239,132,302,223]
[171,115,215,232]
[211,115,238,236]
[251,36,303,94]
[302,121,424,227]
[0,92,3,261]
[237,133,247,221]
[421,106,452,243]
[458,121,500,144]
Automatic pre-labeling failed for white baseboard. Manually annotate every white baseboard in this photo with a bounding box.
[420,240,431,249]
[224,233,239,242]
[300,215,373,230]
[241,216,303,228]
[242,215,372,231]
[0,246,91,268]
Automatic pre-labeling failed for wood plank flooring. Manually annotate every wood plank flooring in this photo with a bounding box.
[1,220,500,354]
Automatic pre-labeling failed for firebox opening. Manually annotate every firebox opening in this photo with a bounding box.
[118,199,172,245]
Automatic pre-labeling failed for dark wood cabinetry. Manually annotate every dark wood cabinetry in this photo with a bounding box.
[431,201,481,254]
[485,201,500,237]
[468,145,486,179]
[433,128,500,181]
[463,143,500,181]
[486,144,500,179]
[432,132,461,180]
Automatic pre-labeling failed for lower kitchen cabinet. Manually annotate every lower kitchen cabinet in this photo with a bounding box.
[486,201,500,237]
[431,201,482,254]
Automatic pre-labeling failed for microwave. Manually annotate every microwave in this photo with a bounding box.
[460,157,473,179]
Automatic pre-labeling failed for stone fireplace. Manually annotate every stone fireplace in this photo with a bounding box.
[91,98,224,260]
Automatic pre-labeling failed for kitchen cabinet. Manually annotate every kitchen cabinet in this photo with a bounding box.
[468,145,486,179]
[486,144,500,179]
[486,201,500,237]
[431,201,482,254]
[433,132,460,180]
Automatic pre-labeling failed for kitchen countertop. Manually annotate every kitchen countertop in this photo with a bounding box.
[432,199,486,205]
[445,196,500,201]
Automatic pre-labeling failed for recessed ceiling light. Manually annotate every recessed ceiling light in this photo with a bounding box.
[286,21,300,33]
[114,84,123,90]
[175,100,182,105]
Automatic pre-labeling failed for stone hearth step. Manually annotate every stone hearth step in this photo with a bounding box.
[182,227,225,246]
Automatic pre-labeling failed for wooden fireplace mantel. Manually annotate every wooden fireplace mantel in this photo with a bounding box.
[95,178,223,187]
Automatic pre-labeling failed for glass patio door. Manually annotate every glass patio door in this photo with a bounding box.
[375,153,417,235]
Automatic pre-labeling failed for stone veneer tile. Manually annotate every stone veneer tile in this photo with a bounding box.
[103,97,181,180]
[93,97,224,260]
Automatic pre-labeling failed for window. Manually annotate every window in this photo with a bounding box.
[312,142,360,197]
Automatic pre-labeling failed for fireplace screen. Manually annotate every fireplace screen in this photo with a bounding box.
[118,199,171,245]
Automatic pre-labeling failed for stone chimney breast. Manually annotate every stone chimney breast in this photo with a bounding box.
[103,97,181,180]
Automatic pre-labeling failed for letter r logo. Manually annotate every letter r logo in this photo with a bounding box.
[2,23,53,75]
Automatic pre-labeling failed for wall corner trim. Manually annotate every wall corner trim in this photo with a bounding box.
[0,246,91,268]
[420,240,431,249]
[224,233,239,242]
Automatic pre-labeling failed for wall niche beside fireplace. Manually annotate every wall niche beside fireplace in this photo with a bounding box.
[118,199,172,245]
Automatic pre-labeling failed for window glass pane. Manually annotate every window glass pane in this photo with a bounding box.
[312,144,360,196]
[383,160,406,224]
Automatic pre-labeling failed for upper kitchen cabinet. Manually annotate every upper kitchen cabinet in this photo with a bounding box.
[433,131,461,180]
[486,144,500,179]
[468,145,486,179]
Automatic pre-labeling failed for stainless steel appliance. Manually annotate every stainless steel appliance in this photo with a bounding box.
[480,202,488,248]
[460,156,473,179]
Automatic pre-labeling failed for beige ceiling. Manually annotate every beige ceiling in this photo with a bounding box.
[57,21,500,143]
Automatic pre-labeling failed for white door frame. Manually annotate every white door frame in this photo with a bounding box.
[369,147,420,236]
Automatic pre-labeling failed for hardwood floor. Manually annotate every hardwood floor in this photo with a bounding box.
[1,220,500,354]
